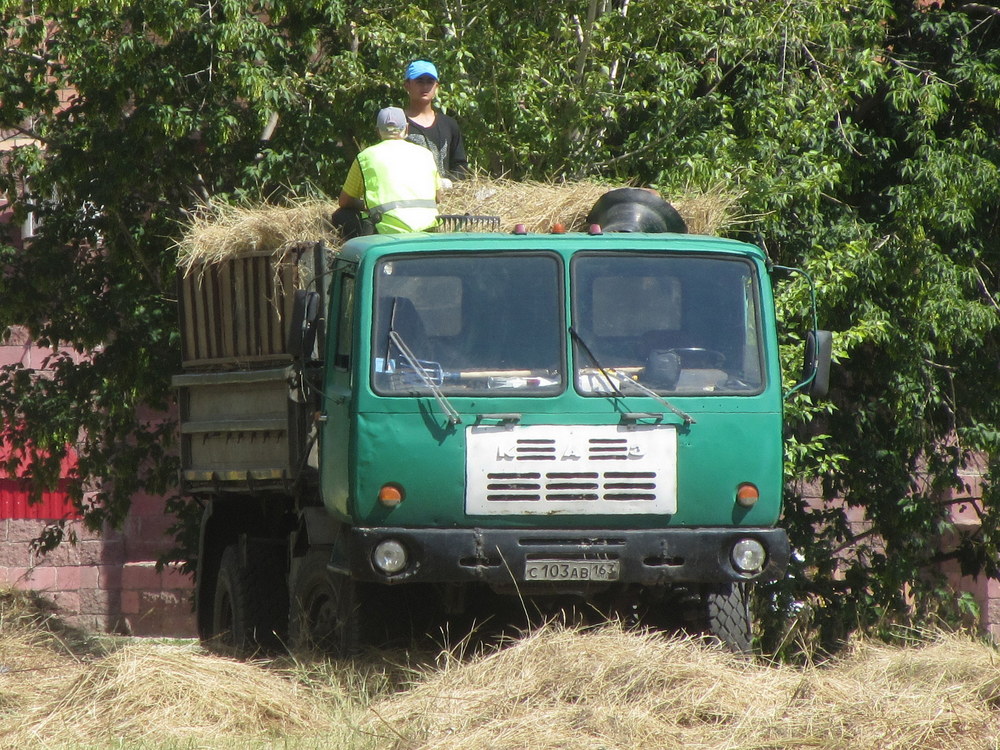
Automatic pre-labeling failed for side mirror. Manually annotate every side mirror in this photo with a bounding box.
[288,290,321,361]
[802,330,833,398]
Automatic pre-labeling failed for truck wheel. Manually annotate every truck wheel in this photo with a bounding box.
[212,544,255,652]
[703,582,752,654]
[288,550,359,656]
[211,544,285,653]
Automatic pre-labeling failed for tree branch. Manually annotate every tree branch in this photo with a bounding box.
[974,265,1000,312]
[254,111,280,163]
[957,4,1000,19]
[573,0,601,88]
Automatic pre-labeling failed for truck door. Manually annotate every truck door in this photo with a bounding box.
[320,269,355,516]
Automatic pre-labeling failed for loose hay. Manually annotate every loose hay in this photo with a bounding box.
[367,624,1000,750]
[438,177,617,233]
[175,178,743,269]
[4,641,335,747]
[0,589,93,722]
[440,177,741,237]
[176,198,340,272]
[8,587,999,749]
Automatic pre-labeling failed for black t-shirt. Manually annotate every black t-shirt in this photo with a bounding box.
[406,112,468,180]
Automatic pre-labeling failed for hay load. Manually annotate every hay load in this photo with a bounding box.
[174,178,742,270]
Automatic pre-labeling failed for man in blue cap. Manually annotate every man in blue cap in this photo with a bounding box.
[403,60,468,183]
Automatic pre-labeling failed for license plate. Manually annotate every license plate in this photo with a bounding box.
[524,559,620,582]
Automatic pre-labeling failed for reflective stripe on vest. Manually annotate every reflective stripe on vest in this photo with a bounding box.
[357,140,438,233]
[367,199,437,224]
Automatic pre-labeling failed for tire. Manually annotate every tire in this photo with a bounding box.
[212,545,254,652]
[703,582,752,654]
[288,549,359,657]
[211,544,286,654]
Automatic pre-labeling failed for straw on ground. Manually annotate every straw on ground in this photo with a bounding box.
[2,587,999,749]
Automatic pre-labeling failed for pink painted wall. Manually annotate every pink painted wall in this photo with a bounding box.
[0,331,195,637]
[799,464,996,639]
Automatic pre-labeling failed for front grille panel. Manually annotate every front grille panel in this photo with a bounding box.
[484,470,660,502]
[467,424,677,515]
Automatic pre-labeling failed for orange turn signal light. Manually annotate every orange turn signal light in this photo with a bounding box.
[736,483,759,508]
[378,484,404,507]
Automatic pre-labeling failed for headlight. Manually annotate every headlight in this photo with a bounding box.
[372,539,408,575]
[731,538,766,573]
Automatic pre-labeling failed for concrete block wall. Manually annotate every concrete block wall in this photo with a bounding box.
[0,498,196,637]
[799,463,998,638]
[0,330,196,637]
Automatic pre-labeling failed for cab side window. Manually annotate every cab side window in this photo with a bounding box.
[334,274,355,370]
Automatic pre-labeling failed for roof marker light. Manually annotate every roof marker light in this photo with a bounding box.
[589,224,603,235]
[551,222,566,234]
[513,223,527,235]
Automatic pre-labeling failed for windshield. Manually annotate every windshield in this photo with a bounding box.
[372,253,564,396]
[571,253,765,395]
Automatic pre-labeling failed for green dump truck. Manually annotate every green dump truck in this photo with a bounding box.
[173,190,830,654]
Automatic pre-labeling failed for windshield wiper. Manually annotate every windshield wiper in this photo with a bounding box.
[605,368,696,425]
[569,326,624,398]
[569,326,695,425]
[388,329,462,425]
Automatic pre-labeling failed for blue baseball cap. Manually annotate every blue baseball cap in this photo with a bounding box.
[405,60,439,81]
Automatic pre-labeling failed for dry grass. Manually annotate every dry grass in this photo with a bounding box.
[368,624,1000,750]
[0,590,86,721]
[4,587,1000,749]
[0,588,357,748]
[440,176,741,237]
[175,179,743,268]
[9,644,338,746]
[176,198,339,272]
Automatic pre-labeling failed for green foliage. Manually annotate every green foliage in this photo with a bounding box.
[0,0,997,647]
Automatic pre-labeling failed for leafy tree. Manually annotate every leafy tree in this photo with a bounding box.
[0,0,997,647]
[0,1,348,531]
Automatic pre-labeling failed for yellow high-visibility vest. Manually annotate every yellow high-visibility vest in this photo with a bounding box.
[358,139,439,233]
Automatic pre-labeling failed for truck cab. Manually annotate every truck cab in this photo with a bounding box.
[307,230,791,651]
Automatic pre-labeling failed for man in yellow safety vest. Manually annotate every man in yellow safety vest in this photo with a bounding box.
[333,107,442,238]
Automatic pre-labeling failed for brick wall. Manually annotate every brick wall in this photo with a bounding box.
[940,462,996,639]
[800,463,996,638]
[0,495,196,637]
[0,332,196,637]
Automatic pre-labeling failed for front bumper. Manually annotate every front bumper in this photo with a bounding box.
[340,527,790,586]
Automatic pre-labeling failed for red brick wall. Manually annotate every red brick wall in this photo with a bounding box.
[0,499,196,637]
[0,334,196,637]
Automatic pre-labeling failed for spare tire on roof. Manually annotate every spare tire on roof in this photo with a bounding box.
[587,187,687,234]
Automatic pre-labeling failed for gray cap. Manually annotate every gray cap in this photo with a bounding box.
[377,106,407,136]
